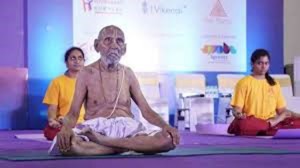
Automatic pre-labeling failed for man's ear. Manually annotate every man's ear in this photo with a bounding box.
[94,39,100,52]
[121,43,127,56]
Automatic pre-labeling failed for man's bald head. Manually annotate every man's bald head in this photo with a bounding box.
[94,25,126,67]
[97,25,125,41]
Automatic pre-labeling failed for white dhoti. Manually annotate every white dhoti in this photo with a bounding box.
[74,117,160,138]
[48,117,161,155]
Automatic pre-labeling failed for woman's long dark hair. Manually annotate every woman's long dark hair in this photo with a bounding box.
[251,49,276,86]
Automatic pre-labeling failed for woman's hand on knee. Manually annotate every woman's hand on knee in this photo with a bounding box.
[233,111,246,120]
[48,119,62,128]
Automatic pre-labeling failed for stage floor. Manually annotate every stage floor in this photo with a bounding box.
[0,130,299,168]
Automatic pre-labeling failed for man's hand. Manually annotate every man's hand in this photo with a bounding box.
[48,119,62,128]
[162,125,180,145]
[56,126,73,153]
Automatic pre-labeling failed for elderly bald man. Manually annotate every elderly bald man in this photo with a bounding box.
[49,25,179,156]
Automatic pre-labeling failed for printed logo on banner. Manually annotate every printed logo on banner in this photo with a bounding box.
[204,0,231,24]
[210,0,227,17]
[202,43,236,54]
[81,0,123,14]
[201,42,237,62]
[82,0,93,12]
[142,0,187,15]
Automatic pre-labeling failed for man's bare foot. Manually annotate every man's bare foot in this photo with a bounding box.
[78,127,110,145]
[79,127,93,134]
[78,127,128,153]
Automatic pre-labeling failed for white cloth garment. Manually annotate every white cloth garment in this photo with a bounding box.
[48,117,161,155]
[74,117,160,138]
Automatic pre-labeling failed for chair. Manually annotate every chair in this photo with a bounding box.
[131,72,169,130]
[217,74,245,97]
[216,74,245,124]
[175,74,206,97]
[294,56,300,96]
[271,74,293,98]
[175,74,214,132]
[271,74,300,113]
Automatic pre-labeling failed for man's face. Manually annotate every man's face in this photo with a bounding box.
[95,26,126,65]
[252,55,270,75]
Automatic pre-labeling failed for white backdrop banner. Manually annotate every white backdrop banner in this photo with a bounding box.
[73,0,246,72]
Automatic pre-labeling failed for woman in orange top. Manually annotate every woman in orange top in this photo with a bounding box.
[228,49,300,136]
[43,47,85,140]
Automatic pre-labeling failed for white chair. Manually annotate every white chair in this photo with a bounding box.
[271,74,300,113]
[175,74,214,132]
[132,72,169,130]
[175,74,206,97]
[216,74,245,124]
[271,74,293,98]
[217,74,245,97]
[294,56,300,96]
